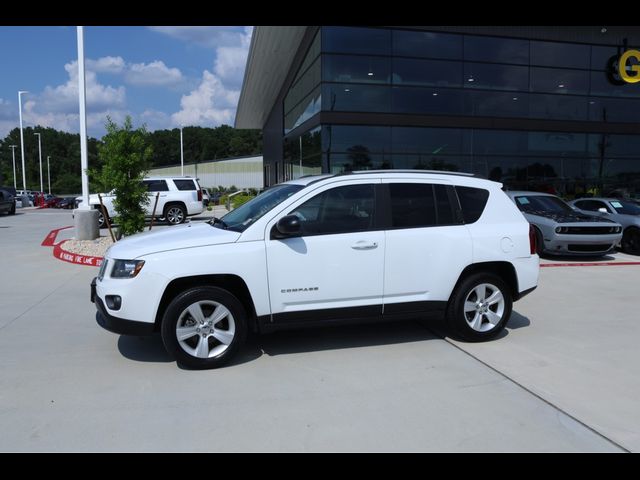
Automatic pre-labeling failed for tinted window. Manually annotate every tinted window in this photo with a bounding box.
[610,200,640,215]
[530,67,588,95]
[464,63,529,91]
[322,83,391,113]
[514,195,573,214]
[392,58,461,87]
[456,186,489,223]
[575,200,608,212]
[393,30,462,59]
[464,36,529,64]
[143,180,169,192]
[173,179,197,191]
[389,183,436,228]
[322,26,391,55]
[323,55,391,84]
[434,185,456,224]
[530,41,590,69]
[291,184,376,236]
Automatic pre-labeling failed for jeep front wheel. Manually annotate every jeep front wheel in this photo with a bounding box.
[446,273,512,341]
[161,286,247,369]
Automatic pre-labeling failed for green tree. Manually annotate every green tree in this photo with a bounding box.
[91,116,152,237]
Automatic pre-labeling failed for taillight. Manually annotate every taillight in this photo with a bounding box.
[529,224,537,255]
[197,189,202,201]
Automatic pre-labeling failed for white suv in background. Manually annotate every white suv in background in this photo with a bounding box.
[77,176,205,227]
[91,170,539,369]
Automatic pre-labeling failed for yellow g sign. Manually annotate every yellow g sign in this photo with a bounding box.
[618,49,640,83]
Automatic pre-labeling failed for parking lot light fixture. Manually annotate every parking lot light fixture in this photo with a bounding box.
[9,145,17,189]
[47,155,51,195]
[34,132,44,194]
[180,126,184,176]
[18,90,29,207]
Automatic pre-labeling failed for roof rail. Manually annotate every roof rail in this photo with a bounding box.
[336,169,475,177]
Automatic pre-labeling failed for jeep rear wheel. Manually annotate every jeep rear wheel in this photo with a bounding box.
[161,286,247,369]
[446,273,512,341]
[622,227,640,255]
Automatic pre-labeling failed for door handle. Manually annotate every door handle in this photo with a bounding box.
[351,240,378,250]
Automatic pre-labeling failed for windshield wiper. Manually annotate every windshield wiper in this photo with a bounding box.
[208,217,229,229]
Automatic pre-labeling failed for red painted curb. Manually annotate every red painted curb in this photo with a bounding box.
[541,261,640,268]
[53,240,104,267]
[41,226,73,246]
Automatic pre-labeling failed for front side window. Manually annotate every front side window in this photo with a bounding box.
[575,200,608,212]
[290,184,376,236]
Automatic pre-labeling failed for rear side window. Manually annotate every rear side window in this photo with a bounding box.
[389,183,436,228]
[455,186,489,224]
[173,179,197,191]
[143,180,169,192]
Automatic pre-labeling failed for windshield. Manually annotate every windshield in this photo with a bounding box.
[610,200,640,215]
[215,184,305,232]
[514,195,574,214]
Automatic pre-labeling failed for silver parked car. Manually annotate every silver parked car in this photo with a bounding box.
[505,191,622,257]
[569,198,640,255]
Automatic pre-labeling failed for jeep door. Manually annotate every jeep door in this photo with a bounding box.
[381,180,473,312]
[265,180,384,324]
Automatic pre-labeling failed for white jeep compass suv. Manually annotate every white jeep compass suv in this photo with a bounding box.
[91,170,539,369]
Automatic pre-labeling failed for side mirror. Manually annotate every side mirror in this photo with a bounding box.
[598,208,609,214]
[272,214,302,239]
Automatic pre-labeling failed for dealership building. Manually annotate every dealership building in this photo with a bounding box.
[235,26,640,197]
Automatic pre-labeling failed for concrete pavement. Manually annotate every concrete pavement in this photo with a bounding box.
[0,208,636,452]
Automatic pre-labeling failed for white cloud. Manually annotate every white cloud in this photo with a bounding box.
[139,109,172,131]
[170,26,252,128]
[171,70,238,126]
[148,26,251,49]
[87,56,125,74]
[125,61,184,87]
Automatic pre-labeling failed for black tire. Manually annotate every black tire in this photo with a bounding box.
[446,272,513,342]
[97,210,107,229]
[621,227,640,255]
[161,286,247,369]
[164,203,187,225]
[9,202,15,215]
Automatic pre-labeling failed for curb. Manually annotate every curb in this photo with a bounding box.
[43,226,104,268]
[53,240,104,267]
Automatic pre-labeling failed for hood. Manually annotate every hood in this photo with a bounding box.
[524,209,616,224]
[106,222,241,259]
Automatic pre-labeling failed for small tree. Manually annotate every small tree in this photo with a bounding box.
[92,116,152,237]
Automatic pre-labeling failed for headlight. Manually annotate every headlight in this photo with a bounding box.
[555,226,567,234]
[111,259,145,278]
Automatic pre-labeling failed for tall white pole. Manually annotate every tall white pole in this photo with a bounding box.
[47,155,51,194]
[10,145,17,189]
[77,26,90,210]
[18,91,28,192]
[180,126,184,176]
[35,132,43,193]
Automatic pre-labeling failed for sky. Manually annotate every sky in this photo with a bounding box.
[0,26,253,138]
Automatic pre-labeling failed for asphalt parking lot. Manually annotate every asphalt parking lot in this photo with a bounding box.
[0,208,638,452]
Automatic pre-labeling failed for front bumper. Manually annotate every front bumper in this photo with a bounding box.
[543,233,622,256]
[91,277,155,336]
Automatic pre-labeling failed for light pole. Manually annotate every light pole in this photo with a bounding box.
[9,145,17,189]
[18,90,29,207]
[47,155,51,195]
[34,132,43,193]
[74,26,98,239]
[180,126,184,176]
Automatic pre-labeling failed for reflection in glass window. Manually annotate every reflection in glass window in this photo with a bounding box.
[463,63,529,91]
[588,97,640,123]
[390,154,469,172]
[530,41,590,69]
[323,55,391,84]
[530,67,588,95]
[464,35,529,64]
[392,87,465,115]
[391,127,466,155]
[291,184,376,236]
[284,87,321,133]
[392,30,463,59]
[328,153,392,173]
[467,90,530,118]
[322,83,391,112]
[392,58,461,87]
[590,71,640,98]
[528,93,587,121]
[591,46,620,71]
[285,57,321,114]
[322,26,391,55]
[323,125,391,154]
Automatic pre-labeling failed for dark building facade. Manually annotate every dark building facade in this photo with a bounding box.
[236,26,640,198]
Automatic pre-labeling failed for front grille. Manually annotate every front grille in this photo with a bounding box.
[568,244,613,252]
[563,227,618,235]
